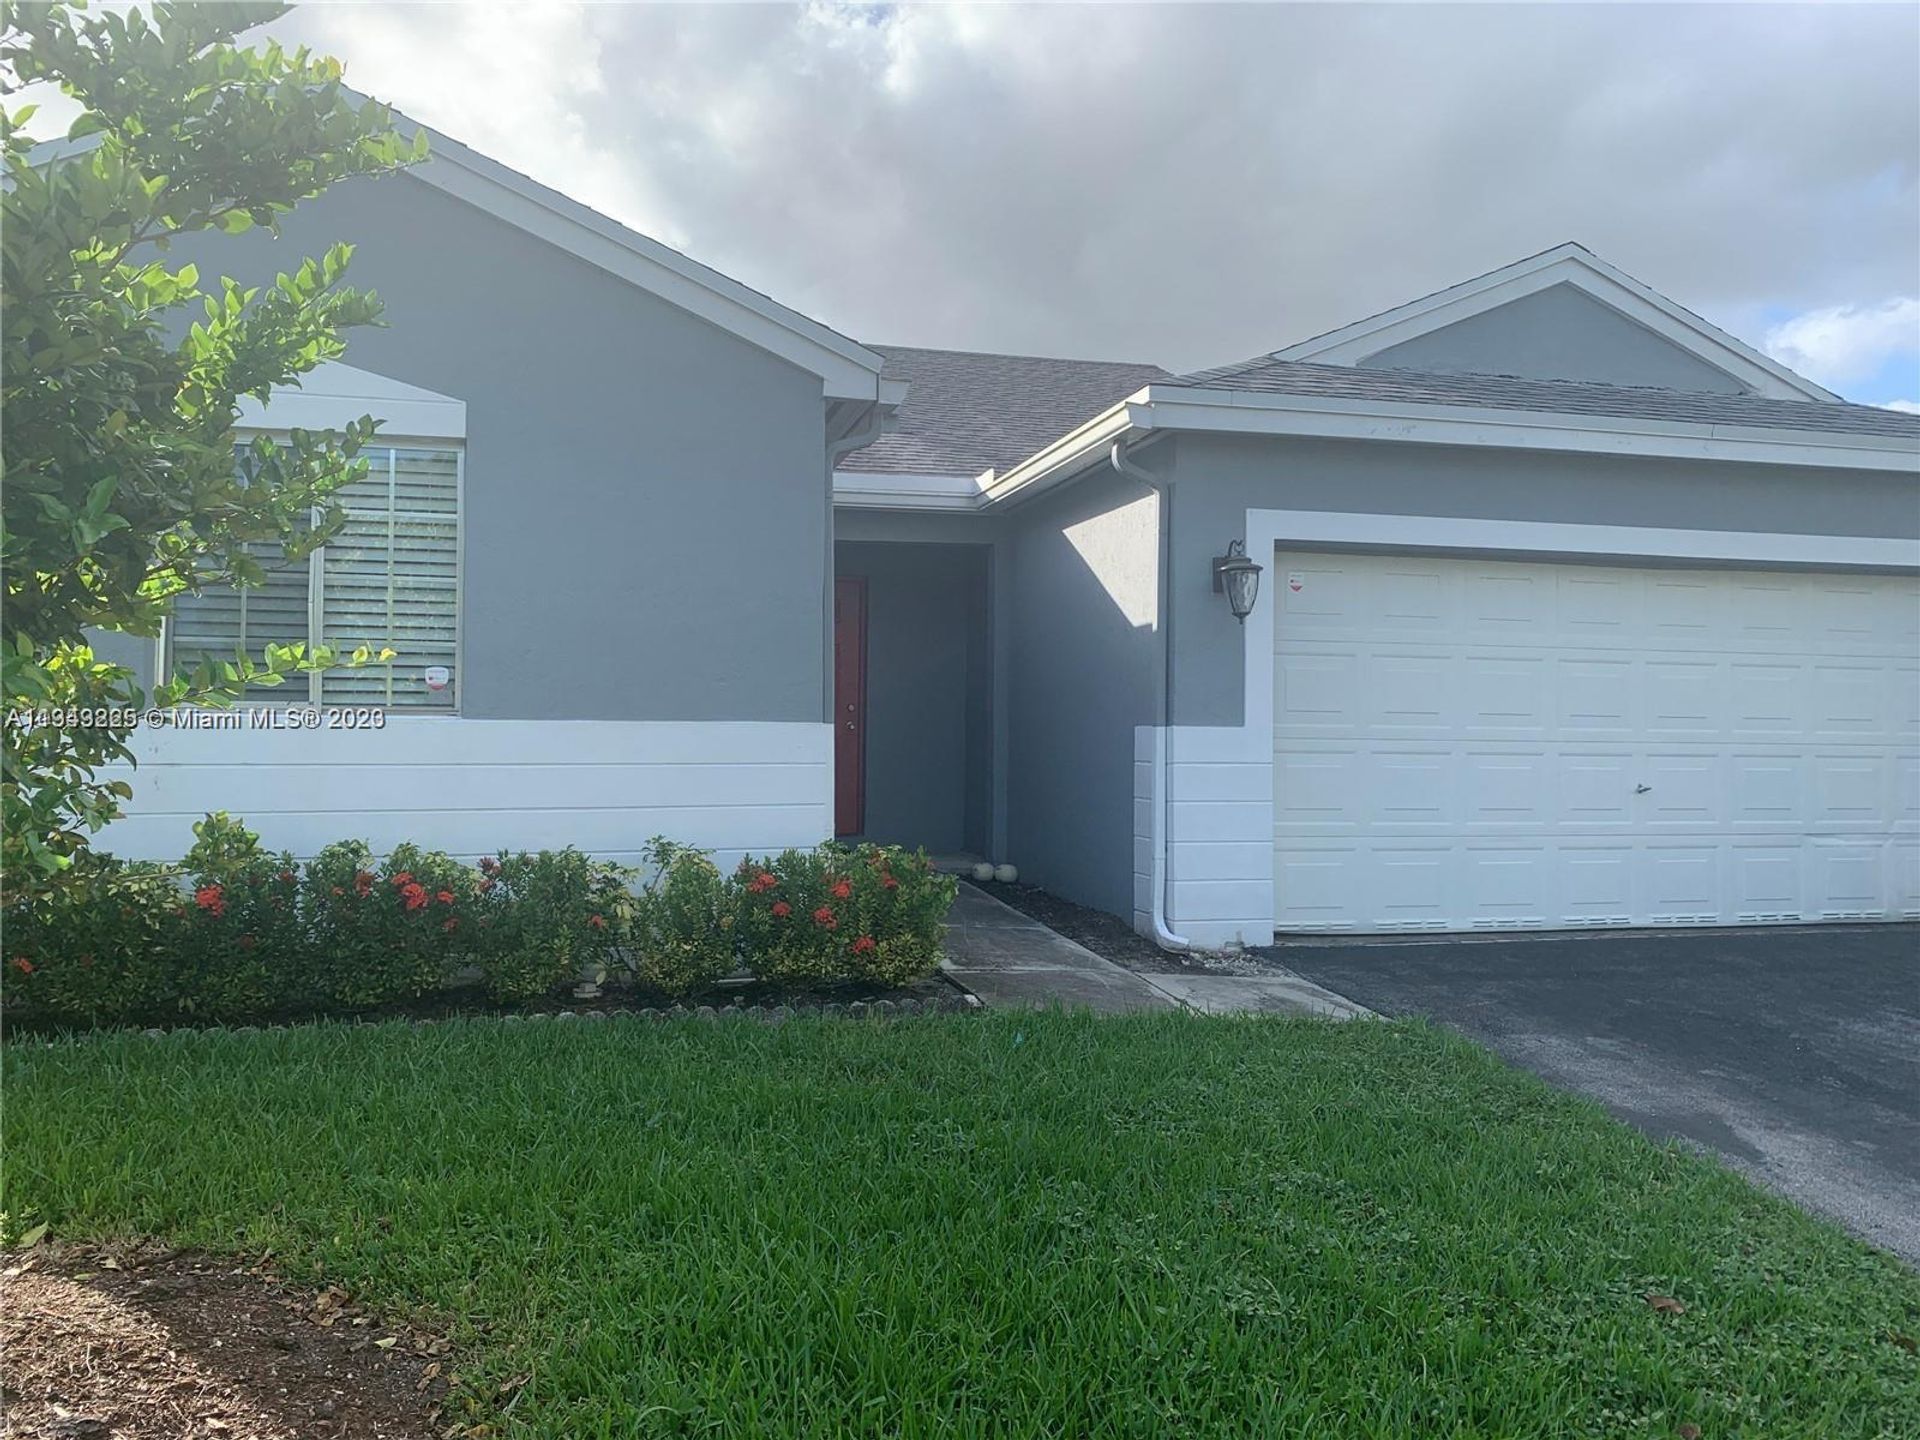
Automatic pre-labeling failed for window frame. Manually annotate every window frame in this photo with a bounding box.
[158,433,466,715]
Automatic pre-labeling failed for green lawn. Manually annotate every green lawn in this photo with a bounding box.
[7,1011,1916,1438]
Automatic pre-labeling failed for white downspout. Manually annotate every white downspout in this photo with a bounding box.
[1110,438,1191,953]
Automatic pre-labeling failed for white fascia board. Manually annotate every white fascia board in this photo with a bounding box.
[407,142,892,401]
[1131,386,1920,474]
[832,471,993,511]
[234,360,466,438]
[1272,243,1838,403]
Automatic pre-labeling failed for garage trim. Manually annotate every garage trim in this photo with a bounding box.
[1149,511,1919,948]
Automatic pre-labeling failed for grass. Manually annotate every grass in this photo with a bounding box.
[7,1010,1917,1438]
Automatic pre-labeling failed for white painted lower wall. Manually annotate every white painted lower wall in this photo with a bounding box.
[1134,724,1275,949]
[100,718,834,873]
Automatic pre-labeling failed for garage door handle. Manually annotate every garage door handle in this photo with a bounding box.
[1635,783,1652,794]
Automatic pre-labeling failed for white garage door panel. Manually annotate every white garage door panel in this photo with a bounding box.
[1272,553,1920,932]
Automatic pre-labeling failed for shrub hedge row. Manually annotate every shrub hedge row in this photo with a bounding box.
[4,815,957,1028]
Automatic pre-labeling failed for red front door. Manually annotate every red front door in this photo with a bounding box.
[833,577,867,837]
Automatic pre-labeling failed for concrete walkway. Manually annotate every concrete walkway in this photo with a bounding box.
[942,883,1175,1013]
[942,884,1366,1019]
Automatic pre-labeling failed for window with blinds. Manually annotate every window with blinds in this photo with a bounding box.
[168,445,461,709]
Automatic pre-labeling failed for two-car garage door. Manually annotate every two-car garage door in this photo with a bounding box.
[1271,551,1920,933]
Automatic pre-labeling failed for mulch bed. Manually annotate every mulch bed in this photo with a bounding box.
[1,1242,451,1439]
[5,970,972,1042]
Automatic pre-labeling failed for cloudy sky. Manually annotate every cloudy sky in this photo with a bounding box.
[59,2,1920,406]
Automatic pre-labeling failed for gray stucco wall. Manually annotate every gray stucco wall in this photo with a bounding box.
[1361,283,1749,393]
[835,541,990,854]
[1166,431,1920,726]
[151,166,830,722]
[1003,473,1163,917]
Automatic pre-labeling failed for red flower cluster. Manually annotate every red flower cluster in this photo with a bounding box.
[401,882,429,912]
[478,855,500,876]
[587,913,607,930]
[881,874,899,891]
[11,955,33,975]
[194,884,225,918]
[812,906,837,930]
[850,935,876,956]
[747,871,778,894]
[354,870,376,898]
[830,878,852,901]
[390,871,415,887]
[771,900,792,919]
[436,890,456,905]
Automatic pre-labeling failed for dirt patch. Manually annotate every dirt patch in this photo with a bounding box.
[988,884,1272,977]
[1,1242,451,1439]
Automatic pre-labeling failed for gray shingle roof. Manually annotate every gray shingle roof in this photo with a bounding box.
[841,346,1170,476]
[1166,358,1920,440]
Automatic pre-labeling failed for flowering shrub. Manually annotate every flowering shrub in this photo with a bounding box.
[4,817,957,1030]
[175,813,305,1019]
[730,841,954,987]
[626,839,736,997]
[473,848,633,1003]
[302,840,472,1009]
[2,853,179,1025]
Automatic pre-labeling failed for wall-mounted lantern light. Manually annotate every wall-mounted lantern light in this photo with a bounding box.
[1212,539,1262,622]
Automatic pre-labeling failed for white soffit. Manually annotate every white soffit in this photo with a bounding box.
[234,360,466,438]
[1271,242,1839,403]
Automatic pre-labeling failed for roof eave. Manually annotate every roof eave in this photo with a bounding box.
[967,384,1918,508]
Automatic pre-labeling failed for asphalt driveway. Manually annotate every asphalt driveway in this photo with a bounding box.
[1272,925,1920,1264]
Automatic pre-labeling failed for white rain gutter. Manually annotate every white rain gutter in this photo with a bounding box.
[1109,437,1191,953]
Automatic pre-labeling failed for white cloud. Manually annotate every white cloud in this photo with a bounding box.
[1763,298,1920,389]
[280,1,678,246]
[1882,399,1920,414]
[26,3,1918,375]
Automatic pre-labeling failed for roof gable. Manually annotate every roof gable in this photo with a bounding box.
[382,104,897,404]
[30,99,900,408]
[1273,243,1837,402]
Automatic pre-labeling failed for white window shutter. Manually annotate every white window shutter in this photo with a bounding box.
[319,447,460,708]
[169,444,462,710]
[167,539,313,698]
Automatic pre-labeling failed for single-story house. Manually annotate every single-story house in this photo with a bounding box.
[100,112,1920,948]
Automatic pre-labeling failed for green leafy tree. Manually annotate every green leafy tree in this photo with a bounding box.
[1,1,426,897]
